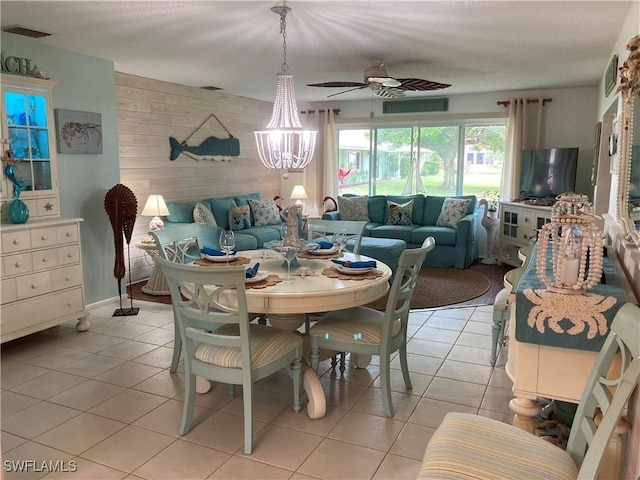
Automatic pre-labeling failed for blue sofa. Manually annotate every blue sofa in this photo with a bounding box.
[323,194,478,268]
[163,193,283,250]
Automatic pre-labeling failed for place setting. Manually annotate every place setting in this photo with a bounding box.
[242,262,282,289]
[322,258,384,280]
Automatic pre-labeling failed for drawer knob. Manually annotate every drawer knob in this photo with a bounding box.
[12,239,20,245]
[67,301,73,307]
[15,261,21,267]
[67,252,74,258]
[31,283,38,289]
[65,275,71,281]
[42,256,49,263]
[66,231,72,237]
[41,235,47,241]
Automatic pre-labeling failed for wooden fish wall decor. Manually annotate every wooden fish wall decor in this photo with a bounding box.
[169,136,240,161]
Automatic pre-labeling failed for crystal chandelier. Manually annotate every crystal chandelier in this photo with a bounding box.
[254,3,317,179]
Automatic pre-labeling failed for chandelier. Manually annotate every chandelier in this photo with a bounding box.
[254,3,317,179]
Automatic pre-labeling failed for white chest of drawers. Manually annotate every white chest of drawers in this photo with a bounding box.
[1,217,89,343]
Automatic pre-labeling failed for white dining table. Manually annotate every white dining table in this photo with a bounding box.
[197,248,392,419]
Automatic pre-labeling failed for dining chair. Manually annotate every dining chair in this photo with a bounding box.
[154,256,303,454]
[151,224,204,373]
[306,218,367,254]
[309,236,436,417]
[418,302,640,479]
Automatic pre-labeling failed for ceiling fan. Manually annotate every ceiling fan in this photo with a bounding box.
[307,59,451,98]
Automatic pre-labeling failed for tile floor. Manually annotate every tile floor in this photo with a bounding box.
[1,299,513,480]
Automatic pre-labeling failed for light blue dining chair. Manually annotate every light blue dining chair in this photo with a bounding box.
[309,236,436,417]
[154,256,303,454]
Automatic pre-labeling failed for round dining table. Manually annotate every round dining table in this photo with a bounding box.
[196,248,392,419]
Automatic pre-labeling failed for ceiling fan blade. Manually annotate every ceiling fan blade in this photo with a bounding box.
[397,78,451,91]
[326,85,369,98]
[375,87,405,98]
[307,81,368,88]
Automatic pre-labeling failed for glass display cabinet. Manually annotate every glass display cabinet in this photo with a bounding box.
[1,74,59,219]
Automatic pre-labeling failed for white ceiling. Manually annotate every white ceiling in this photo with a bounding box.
[0,1,632,103]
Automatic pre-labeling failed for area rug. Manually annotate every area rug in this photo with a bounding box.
[128,266,492,310]
[365,267,491,310]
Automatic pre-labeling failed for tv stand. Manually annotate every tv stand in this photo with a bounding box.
[512,198,556,207]
[498,201,552,266]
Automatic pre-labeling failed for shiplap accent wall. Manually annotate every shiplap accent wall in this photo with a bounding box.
[115,72,279,283]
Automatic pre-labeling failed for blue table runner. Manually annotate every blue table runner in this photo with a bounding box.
[515,246,627,352]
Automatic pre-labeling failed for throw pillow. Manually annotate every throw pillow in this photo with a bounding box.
[248,198,281,226]
[228,203,251,231]
[337,195,369,222]
[193,202,217,226]
[386,200,413,225]
[436,197,473,229]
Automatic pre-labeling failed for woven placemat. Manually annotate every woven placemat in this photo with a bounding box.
[245,274,282,289]
[298,251,342,259]
[194,256,251,267]
[322,266,384,281]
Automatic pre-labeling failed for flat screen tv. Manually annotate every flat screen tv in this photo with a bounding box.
[519,147,578,200]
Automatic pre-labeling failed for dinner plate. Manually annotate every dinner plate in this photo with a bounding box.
[310,246,338,255]
[204,253,237,262]
[336,265,372,275]
[245,271,269,284]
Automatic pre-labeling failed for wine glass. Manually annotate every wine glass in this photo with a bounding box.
[281,245,297,282]
[219,229,235,264]
[332,230,348,255]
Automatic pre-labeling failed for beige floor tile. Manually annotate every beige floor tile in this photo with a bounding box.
[53,332,125,353]
[100,323,157,340]
[435,359,493,385]
[350,386,420,422]
[34,412,126,455]
[24,346,92,369]
[431,307,474,320]
[328,411,405,451]
[412,326,460,343]
[131,346,174,369]
[462,320,493,335]
[406,338,452,358]
[80,425,174,473]
[129,312,174,328]
[220,387,297,423]
[47,379,125,411]
[319,376,368,409]
[2,401,80,439]
[12,371,86,399]
[446,344,492,365]
[41,458,128,480]
[389,422,437,461]
[133,398,213,437]
[97,340,159,361]
[391,353,442,376]
[373,453,422,480]
[208,455,293,479]
[408,398,477,428]
[480,385,514,415]
[1,390,42,418]
[244,424,323,471]
[478,408,514,424]
[132,370,185,398]
[424,377,486,408]
[271,404,349,437]
[456,331,494,350]
[183,410,267,454]
[489,366,512,389]
[332,363,380,386]
[94,362,163,388]
[2,441,73,480]
[1,431,28,454]
[1,362,50,389]
[88,389,167,423]
[298,438,386,480]
[130,327,175,346]
[59,354,126,378]
[372,370,433,396]
[1,336,59,362]
[469,309,494,323]
[133,438,229,480]
[423,316,467,331]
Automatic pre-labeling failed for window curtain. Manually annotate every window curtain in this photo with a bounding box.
[302,109,337,215]
[501,97,545,201]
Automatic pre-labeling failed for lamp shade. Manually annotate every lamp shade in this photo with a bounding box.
[290,185,308,200]
[141,194,169,232]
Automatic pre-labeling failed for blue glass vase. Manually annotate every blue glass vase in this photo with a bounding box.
[8,198,29,224]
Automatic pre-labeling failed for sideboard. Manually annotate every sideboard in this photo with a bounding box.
[498,201,551,266]
[1,217,90,343]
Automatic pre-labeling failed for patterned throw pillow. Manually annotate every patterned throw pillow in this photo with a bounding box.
[228,203,251,231]
[387,200,413,225]
[436,197,473,229]
[337,196,369,222]
[248,198,281,226]
[193,202,217,226]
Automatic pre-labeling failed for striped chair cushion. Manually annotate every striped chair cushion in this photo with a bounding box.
[419,412,578,480]
[312,307,401,344]
[195,324,302,369]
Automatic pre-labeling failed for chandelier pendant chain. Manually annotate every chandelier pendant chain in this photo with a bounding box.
[279,8,289,74]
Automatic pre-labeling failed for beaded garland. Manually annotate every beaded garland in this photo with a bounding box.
[536,193,604,294]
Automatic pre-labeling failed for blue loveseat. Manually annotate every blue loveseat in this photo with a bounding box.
[323,194,478,268]
[163,193,283,250]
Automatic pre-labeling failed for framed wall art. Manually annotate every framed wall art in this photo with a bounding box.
[54,109,103,154]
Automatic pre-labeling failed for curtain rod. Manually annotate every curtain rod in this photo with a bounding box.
[497,98,552,107]
[299,108,340,115]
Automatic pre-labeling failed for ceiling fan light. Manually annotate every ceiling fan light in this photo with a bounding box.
[367,76,401,88]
